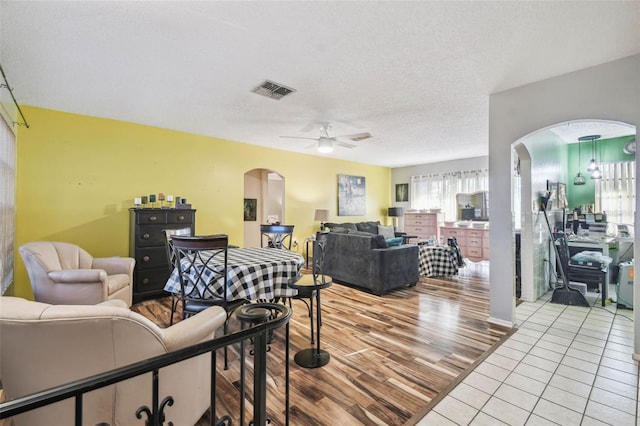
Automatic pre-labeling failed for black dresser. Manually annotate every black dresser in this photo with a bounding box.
[129,208,196,303]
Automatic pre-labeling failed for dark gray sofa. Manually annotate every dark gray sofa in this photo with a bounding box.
[321,222,419,295]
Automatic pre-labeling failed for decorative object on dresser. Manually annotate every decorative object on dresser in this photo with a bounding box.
[404,211,442,243]
[129,208,196,303]
[440,223,490,262]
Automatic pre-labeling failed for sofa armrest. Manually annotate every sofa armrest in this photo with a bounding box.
[161,306,227,352]
[48,269,107,284]
[93,257,136,276]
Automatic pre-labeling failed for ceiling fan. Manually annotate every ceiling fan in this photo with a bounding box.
[280,122,371,153]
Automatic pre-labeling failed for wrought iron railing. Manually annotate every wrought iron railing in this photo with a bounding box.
[0,302,291,426]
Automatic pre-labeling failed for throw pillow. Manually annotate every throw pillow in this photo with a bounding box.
[385,237,404,247]
[378,224,395,239]
[356,221,381,234]
[372,234,388,248]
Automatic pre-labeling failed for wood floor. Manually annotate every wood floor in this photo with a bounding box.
[132,265,512,426]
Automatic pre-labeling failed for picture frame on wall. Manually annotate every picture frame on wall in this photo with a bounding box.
[243,198,257,221]
[395,183,409,202]
[338,174,366,216]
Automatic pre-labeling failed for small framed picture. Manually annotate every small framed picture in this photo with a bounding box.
[243,198,257,221]
[395,183,409,202]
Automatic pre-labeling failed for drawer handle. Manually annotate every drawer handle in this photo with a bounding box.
[178,215,185,221]
[142,278,150,284]
[142,233,150,239]
[149,216,157,221]
[143,256,150,262]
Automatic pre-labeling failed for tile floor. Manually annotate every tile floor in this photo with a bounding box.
[417,291,638,425]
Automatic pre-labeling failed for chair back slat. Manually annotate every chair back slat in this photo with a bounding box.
[260,225,294,250]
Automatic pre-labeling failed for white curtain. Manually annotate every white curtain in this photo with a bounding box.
[411,169,488,221]
[0,117,16,294]
[595,161,635,225]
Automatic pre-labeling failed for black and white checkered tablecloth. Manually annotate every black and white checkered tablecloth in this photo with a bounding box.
[164,247,304,301]
[418,245,459,277]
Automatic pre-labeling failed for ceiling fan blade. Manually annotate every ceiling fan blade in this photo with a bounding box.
[280,136,319,141]
[334,132,372,141]
[334,140,356,149]
[304,142,318,149]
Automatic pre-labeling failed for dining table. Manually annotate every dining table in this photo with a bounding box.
[418,244,460,277]
[164,246,304,301]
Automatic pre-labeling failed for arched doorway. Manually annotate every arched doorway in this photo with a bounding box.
[512,120,635,307]
[243,169,285,247]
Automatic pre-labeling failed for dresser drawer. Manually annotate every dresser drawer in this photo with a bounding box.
[168,210,194,224]
[468,229,485,238]
[135,224,171,247]
[137,211,168,225]
[441,227,465,237]
[467,237,483,247]
[135,246,168,270]
[467,246,483,258]
[134,267,171,297]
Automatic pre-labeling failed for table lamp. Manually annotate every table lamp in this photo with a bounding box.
[388,207,404,230]
[314,209,329,231]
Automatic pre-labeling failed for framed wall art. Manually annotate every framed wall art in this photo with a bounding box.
[395,183,409,202]
[338,174,366,216]
[243,198,257,221]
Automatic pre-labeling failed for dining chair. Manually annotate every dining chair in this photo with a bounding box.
[260,224,294,250]
[163,227,192,325]
[288,232,331,345]
[170,234,248,368]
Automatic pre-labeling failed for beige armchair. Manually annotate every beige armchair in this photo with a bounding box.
[19,241,135,306]
[0,296,227,426]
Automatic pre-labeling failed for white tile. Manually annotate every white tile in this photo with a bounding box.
[520,322,550,334]
[469,411,510,425]
[533,338,568,355]
[494,345,527,362]
[560,354,599,375]
[602,347,636,363]
[547,374,592,399]
[433,395,478,425]
[573,334,606,348]
[530,346,565,362]
[532,398,583,425]
[504,372,547,397]
[494,383,539,412]
[516,327,544,339]
[510,332,540,346]
[584,400,637,426]
[449,383,492,410]
[569,340,604,356]
[596,365,637,387]
[462,371,502,395]
[539,332,570,346]
[475,362,511,382]
[524,414,558,425]
[599,355,638,375]
[513,363,553,384]
[545,327,577,340]
[503,338,535,353]
[580,414,615,426]
[481,396,530,426]
[485,352,519,372]
[541,384,587,413]
[554,364,596,386]
[415,410,458,426]
[550,322,579,334]
[607,333,633,347]
[593,375,637,399]
[589,387,636,415]
[521,354,559,373]
[564,347,601,364]
[605,341,633,355]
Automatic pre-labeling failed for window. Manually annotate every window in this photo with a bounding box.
[410,169,488,221]
[595,161,635,225]
[0,116,16,294]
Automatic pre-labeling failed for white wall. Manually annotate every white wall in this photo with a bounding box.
[489,55,640,357]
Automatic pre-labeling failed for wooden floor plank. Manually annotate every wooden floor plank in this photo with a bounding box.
[132,267,510,425]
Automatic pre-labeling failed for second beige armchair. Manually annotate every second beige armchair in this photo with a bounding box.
[19,241,135,306]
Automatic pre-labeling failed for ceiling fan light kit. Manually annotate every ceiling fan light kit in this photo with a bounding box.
[317,138,334,153]
[280,121,371,153]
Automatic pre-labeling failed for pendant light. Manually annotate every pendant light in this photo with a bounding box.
[579,135,602,179]
[573,137,586,185]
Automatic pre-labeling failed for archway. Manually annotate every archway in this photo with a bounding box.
[243,169,285,248]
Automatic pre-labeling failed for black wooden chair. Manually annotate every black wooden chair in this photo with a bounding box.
[163,227,192,326]
[260,224,294,250]
[171,234,247,368]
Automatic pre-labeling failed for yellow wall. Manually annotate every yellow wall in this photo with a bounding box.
[11,106,391,298]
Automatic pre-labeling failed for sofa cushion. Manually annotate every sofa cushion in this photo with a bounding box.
[356,221,381,234]
[325,222,357,232]
[378,225,395,239]
[385,237,404,247]
[373,235,388,248]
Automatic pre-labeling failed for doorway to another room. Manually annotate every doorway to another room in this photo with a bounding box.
[243,169,285,248]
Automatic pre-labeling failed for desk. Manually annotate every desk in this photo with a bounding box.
[164,247,304,301]
[418,245,459,277]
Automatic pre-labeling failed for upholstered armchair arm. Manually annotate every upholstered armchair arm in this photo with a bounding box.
[93,257,135,276]
[48,269,107,284]
[161,306,227,352]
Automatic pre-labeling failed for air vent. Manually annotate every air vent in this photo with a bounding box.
[252,80,296,100]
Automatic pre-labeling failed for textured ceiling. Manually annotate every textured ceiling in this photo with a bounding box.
[1,1,638,167]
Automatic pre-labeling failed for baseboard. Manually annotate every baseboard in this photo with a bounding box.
[487,316,513,328]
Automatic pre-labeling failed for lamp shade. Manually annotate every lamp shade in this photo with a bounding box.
[314,209,329,221]
[388,207,403,217]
